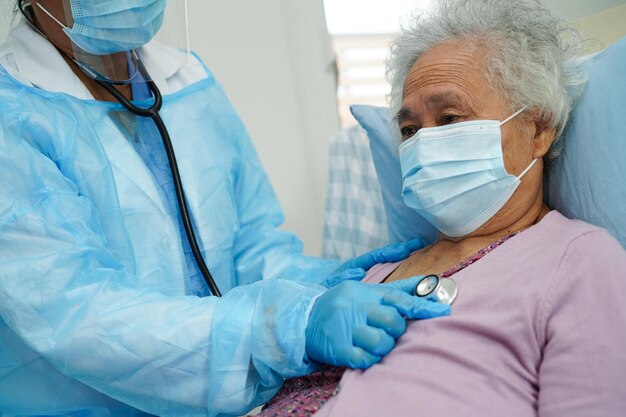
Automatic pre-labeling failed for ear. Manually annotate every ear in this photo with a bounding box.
[529,114,556,159]
[532,126,556,159]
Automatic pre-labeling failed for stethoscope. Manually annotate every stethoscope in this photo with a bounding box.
[413,274,458,305]
[18,3,221,297]
[16,2,222,297]
[94,66,223,297]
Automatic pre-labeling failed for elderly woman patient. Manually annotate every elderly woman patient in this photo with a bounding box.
[259,0,626,416]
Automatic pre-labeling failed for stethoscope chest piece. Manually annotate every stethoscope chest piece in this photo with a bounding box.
[414,274,458,305]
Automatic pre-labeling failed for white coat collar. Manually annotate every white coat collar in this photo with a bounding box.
[3,21,184,98]
[6,21,93,99]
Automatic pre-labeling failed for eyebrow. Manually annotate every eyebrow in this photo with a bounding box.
[395,92,472,125]
[394,107,420,126]
[425,92,469,110]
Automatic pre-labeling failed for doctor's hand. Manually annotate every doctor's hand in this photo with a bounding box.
[322,239,425,288]
[305,276,450,369]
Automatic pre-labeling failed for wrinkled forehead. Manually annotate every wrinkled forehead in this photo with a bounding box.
[402,40,498,106]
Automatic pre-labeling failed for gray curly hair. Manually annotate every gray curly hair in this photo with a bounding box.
[387,0,587,162]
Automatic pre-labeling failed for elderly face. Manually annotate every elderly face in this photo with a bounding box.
[397,40,555,237]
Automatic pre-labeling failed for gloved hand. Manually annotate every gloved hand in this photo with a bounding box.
[305,275,450,369]
[322,239,425,288]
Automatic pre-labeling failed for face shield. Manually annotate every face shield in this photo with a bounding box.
[21,0,190,84]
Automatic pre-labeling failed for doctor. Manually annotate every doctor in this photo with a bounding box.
[0,1,449,416]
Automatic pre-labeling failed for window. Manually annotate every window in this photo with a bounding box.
[324,0,434,127]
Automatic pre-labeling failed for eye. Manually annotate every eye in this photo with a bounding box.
[440,114,461,125]
[400,126,418,139]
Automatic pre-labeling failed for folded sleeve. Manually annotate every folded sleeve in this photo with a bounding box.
[0,129,322,416]
[536,230,626,417]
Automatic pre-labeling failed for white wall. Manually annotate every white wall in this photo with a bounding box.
[542,0,626,19]
[185,0,339,256]
[573,4,626,52]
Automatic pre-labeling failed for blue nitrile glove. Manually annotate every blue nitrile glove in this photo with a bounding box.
[305,275,450,369]
[322,239,425,288]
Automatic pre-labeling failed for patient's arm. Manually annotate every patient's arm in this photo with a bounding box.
[537,230,626,417]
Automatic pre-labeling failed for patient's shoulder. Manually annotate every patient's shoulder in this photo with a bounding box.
[538,210,618,246]
[533,211,626,342]
[537,210,626,292]
[517,210,625,283]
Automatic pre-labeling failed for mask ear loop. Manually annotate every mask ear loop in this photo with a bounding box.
[499,106,529,126]
[516,158,538,179]
[18,3,64,51]
[34,2,68,30]
[498,106,539,179]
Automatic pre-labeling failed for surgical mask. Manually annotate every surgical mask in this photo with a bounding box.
[399,108,537,237]
[36,0,166,55]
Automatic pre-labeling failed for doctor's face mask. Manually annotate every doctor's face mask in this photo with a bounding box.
[399,108,537,238]
[35,0,167,55]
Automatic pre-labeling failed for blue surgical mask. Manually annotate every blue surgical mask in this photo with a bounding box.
[399,108,537,237]
[36,0,166,55]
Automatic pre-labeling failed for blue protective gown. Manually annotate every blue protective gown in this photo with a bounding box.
[0,23,340,416]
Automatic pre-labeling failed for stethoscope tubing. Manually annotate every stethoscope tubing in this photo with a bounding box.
[17,2,221,296]
[95,75,222,297]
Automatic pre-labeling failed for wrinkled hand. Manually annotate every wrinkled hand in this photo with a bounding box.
[322,239,425,288]
[305,276,450,369]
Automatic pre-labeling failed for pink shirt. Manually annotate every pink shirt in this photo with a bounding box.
[315,211,626,417]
